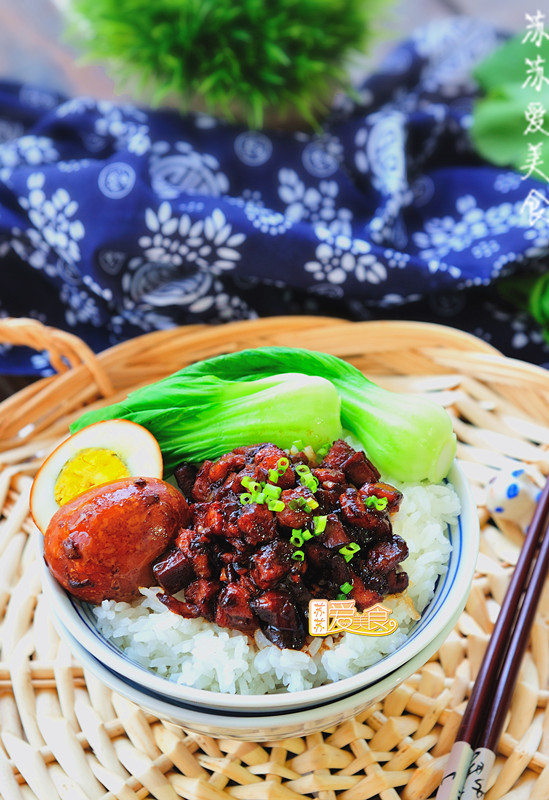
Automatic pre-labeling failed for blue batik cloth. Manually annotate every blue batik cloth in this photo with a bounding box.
[0,16,548,374]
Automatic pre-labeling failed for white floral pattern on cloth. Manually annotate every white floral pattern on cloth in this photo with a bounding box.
[0,136,59,181]
[0,120,25,145]
[244,204,294,236]
[305,229,387,285]
[494,172,523,194]
[413,17,500,96]
[226,189,294,236]
[278,168,353,236]
[13,173,85,284]
[412,194,549,277]
[139,202,245,273]
[56,98,151,155]
[149,141,229,199]
[114,200,251,328]
[61,285,103,327]
[0,16,549,375]
[354,112,408,196]
[234,132,273,167]
[301,135,343,178]
[121,259,255,327]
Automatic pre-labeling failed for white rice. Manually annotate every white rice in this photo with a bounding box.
[93,479,460,694]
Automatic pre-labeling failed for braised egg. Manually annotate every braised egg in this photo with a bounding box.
[30,419,163,533]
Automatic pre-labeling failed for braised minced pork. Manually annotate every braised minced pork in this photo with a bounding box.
[153,440,408,650]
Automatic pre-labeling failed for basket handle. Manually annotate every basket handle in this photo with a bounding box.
[0,317,114,397]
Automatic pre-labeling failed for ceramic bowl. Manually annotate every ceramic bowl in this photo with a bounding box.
[38,461,478,721]
[52,611,459,740]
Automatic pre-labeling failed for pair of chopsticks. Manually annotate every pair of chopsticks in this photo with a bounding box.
[436,474,549,800]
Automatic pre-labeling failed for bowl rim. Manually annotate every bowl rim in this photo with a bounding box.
[38,460,479,710]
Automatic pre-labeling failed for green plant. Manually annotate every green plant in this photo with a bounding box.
[69,0,391,127]
[497,272,549,344]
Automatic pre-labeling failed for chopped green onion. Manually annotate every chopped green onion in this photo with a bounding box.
[340,582,353,595]
[239,493,253,505]
[276,457,289,475]
[302,530,313,541]
[292,550,305,561]
[316,443,330,459]
[313,515,328,535]
[295,464,311,476]
[288,497,306,511]
[288,495,319,513]
[339,542,361,562]
[302,474,319,492]
[268,469,279,483]
[267,499,285,512]
[242,477,261,493]
[290,530,304,546]
[264,484,282,499]
[336,593,346,600]
[365,495,388,511]
[254,492,265,504]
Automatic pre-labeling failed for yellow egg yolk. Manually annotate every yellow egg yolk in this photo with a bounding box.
[54,448,130,507]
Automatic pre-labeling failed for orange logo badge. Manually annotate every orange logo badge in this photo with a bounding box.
[309,599,398,637]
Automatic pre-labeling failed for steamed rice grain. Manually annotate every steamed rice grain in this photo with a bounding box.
[93,479,459,694]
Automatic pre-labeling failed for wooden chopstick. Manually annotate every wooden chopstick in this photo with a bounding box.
[436,475,549,800]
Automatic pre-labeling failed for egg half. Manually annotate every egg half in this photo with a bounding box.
[30,419,163,533]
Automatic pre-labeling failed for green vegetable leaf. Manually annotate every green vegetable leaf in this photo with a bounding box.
[472,83,532,169]
[471,33,549,177]
[72,347,456,483]
[170,346,455,482]
[71,371,342,476]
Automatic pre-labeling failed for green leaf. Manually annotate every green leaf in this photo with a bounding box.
[72,371,343,475]
[474,32,549,92]
[472,32,549,175]
[471,83,532,170]
[180,346,455,483]
[72,347,456,483]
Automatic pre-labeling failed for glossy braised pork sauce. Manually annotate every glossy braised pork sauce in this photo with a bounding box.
[153,440,408,650]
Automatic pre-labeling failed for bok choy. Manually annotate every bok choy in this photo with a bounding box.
[72,347,456,482]
[71,371,342,476]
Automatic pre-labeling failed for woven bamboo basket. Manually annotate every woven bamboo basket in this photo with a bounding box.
[1,314,549,800]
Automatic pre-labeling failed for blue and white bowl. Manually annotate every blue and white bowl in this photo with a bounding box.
[52,611,461,740]
[38,462,478,724]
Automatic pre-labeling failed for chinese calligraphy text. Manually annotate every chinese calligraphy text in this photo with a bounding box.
[309,599,398,637]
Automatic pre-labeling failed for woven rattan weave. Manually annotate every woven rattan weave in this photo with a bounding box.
[1,316,549,800]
